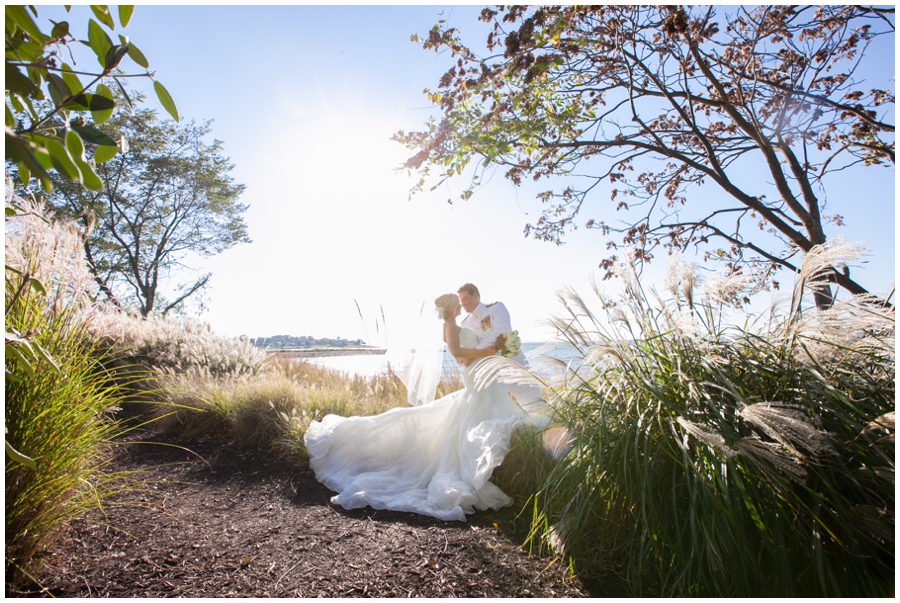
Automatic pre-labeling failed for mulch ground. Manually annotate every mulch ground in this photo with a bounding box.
[24,434,596,597]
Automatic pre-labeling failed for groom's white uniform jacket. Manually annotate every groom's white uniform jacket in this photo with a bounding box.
[461,301,527,366]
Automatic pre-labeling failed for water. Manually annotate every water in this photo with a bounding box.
[304,342,576,379]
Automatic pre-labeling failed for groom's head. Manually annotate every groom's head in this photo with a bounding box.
[457,283,480,313]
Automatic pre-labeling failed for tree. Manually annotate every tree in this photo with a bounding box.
[6,5,179,193]
[394,5,895,307]
[45,105,249,316]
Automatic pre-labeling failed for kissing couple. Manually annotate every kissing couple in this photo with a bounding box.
[304,283,548,521]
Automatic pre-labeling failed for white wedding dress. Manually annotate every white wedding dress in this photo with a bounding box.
[304,327,546,522]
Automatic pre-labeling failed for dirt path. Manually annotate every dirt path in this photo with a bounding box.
[32,436,591,597]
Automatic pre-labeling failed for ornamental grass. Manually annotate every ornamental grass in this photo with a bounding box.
[5,196,133,589]
[148,358,437,462]
[89,311,268,379]
[521,243,894,596]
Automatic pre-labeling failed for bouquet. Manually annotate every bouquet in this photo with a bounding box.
[494,330,521,358]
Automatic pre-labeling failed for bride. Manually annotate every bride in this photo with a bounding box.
[304,293,546,522]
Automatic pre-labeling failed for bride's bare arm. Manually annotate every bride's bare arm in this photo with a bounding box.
[444,323,496,360]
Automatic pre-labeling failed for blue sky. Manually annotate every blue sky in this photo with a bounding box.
[34,5,895,344]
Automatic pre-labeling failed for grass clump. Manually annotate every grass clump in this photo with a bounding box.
[149,358,423,463]
[5,196,131,589]
[90,312,267,378]
[528,244,894,597]
[87,311,268,409]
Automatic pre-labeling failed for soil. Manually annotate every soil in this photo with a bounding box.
[22,433,596,598]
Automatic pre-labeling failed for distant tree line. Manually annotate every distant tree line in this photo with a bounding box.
[250,335,366,349]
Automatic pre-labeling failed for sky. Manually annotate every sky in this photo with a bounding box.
[33,5,896,345]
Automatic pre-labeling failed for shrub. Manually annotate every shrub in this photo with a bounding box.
[90,311,268,378]
[528,244,894,596]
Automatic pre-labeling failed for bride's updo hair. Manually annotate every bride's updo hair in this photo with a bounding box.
[434,293,460,321]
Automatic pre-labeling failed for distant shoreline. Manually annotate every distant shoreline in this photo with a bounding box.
[268,347,387,359]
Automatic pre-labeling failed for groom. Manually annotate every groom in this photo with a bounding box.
[457,283,527,366]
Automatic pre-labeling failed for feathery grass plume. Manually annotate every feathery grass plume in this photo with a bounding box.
[85,312,268,414]
[5,194,130,588]
[737,402,832,457]
[665,252,697,309]
[789,237,866,314]
[89,312,268,378]
[526,242,893,596]
[5,193,98,314]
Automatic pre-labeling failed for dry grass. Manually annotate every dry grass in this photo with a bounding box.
[149,358,463,464]
[147,357,550,499]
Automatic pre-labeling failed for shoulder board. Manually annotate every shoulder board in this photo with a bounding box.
[486,302,497,307]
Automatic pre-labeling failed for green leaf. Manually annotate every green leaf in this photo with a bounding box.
[5,343,35,376]
[30,143,54,171]
[79,163,103,190]
[104,44,129,70]
[20,94,41,122]
[7,36,45,62]
[9,94,25,114]
[153,80,179,122]
[71,123,116,146]
[122,37,148,68]
[93,143,118,164]
[17,161,30,186]
[46,73,72,107]
[91,83,114,124]
[66,92,115,113]
[50,20,70,40]
[6,440,37,471]
[44,135,82,180]
[65,128,86,161]
[88,94,116,113]
[28,276,47,296]
[6,129,53,183]
[6,5,48,44]
[32,339,61,373]
[87,19,113,68]
[5,104,14,128]
[5,64,42,99]
[65,94,91,111]
[90,5,115,29]
[111,77,135,115]
[60,62,84,97]
[118,5,134,28]
[66,130,102,190]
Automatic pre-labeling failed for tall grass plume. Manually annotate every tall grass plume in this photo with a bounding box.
[526,245,894,596]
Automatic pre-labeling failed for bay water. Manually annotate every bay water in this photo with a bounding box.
[303,342,578,379]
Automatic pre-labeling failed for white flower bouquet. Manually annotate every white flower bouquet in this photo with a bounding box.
[495,330,521,358]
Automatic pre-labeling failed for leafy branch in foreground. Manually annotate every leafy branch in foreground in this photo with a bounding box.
[6,5,179,192]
